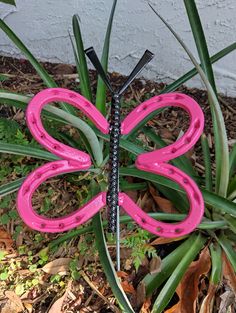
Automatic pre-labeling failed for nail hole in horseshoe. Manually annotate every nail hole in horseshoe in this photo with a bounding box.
[171,147,177,153]
[23,186,30,195]
[194,119,200,129]
[183,178,189,184]
[143,105,148,110]
[68,93,76,98]
[40,134,45,139]
[141,218,146,224]
[156,226,163,232]
[40,223,46,229]
[36,173,42,179]
[185,136,191,144]
[75,216,81,222]
[51,90,60,95]
[156,96,163,102]
[168,169,175,175]
[175,228,183,234]
[59,223,64,229]
[194,193,200,202]
[175,95,183,100]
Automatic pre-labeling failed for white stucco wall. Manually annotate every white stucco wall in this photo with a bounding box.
[0,0,236,96]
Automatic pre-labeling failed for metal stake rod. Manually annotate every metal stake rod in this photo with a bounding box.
[85,47,154,271]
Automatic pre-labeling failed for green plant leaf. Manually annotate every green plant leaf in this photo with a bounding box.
[0,0,15,5]
[229,143,236,179]
[119,167,236,216]
[183,0,217,92]
[209,243,222,285]
[149,4,229,197]
[0,142,57,160]
[217,233,236,272]
[95,0,117,115]
[161,42,236,94]
[151,234,207,313]
[0,19,76,115]
[201,133,213,191]
[0,178,24,197]
[72,15,92,101]
[183,0,228,196]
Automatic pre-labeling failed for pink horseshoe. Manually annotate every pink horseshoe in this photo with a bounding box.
[17,89,204,237]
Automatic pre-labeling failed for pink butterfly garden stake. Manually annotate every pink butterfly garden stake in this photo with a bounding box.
[17,49,204,269]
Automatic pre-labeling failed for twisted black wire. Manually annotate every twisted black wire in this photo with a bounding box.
[107,93,121,233]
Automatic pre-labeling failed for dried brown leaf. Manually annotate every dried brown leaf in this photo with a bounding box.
[121,280,135,294]
[166,247,211,313]
[199,284,217,313]
[140,297,151,313]
[149,186,177,213]
[42,258,72,275]
[223,252,236,294]
[48,281,72,313]
[149,255,162,274]
[2,291,24,313]
[0,228,14,252]
[150,236,187,246]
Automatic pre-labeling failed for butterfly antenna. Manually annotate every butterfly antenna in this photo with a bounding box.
[85,47,114,94]
[118,50,154,96]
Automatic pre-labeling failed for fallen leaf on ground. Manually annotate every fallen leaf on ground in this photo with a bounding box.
[140,297,151,313]
[150,236,187,246]
[165,247,211,313]
[0,228,14,252]
[223,252,236,294]
[149,186,177,213]
[149,255,162,274]
[48,280,72,313]
[219,290,235,313]
[117,271,129,278]
[199,284,217,313]
[2,291,24,313]
[42,258,72,275]
[121,280,135,294]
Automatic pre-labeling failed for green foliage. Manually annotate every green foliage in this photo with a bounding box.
[122,229,157,271]
[0,0,15,5]
[0,1,236,312]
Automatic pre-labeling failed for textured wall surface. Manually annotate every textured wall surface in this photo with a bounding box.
[0,0,236,95]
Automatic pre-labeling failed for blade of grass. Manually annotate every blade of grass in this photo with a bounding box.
[0,19,76,115]
[72,15,92,102]
[149,3,229,197]
[201,133,213,191]
[151,234,207,313]
[95,0,117,115]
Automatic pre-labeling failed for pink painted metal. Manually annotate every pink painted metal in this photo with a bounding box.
[17,88,204,237]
